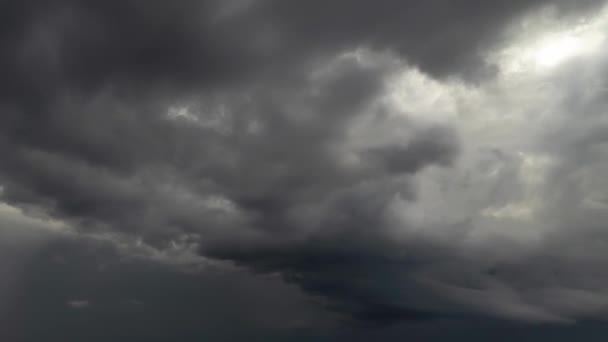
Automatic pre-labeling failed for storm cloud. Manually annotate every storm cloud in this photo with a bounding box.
[3,0,608,339]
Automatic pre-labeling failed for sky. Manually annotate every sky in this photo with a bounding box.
[3,0,608,340]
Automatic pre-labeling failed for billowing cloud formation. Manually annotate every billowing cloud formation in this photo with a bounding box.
[2,0,608,330]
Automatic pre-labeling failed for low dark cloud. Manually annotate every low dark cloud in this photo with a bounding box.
[2,0,608,339]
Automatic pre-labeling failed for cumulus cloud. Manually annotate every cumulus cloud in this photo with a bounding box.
[2,0,608,333]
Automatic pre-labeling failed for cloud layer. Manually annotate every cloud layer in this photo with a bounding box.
[3,0,608,332]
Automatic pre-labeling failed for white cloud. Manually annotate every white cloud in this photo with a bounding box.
[67,300,90,309]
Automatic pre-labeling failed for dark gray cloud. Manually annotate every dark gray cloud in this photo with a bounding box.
[2,0,608,338]
[0,222,338,341]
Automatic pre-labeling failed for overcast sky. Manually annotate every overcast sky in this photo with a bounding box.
[3,0,608,341]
